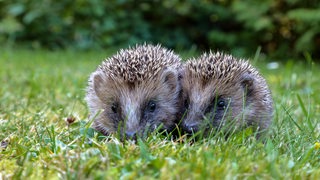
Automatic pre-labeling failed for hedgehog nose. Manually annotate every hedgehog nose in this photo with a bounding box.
[182,123,199,135]
[125,131,137,140]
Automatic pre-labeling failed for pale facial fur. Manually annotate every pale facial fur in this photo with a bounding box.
[180,52,273,137]
[85,44,181,138]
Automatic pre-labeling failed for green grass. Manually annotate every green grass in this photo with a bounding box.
[0,48,319,179]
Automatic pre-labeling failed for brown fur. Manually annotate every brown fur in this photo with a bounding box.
[179,52,273,137]
[85,44,181,138]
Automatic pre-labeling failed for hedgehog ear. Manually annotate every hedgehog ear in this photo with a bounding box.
[241,73,254,97]
[92,73,108,101]
[161,68,179,93]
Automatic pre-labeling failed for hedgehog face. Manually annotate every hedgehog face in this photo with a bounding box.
[91,69,180,138]
[179,52,273,136]
[86,44,181,139]
[180,70,251,135]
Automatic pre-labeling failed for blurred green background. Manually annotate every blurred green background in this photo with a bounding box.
[0,0,319,59]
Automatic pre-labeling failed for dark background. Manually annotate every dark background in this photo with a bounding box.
[1,0,319,59]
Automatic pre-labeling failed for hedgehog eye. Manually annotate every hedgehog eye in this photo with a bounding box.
[217,99,226,109]
[147,100,156,113]
[111,103,118,113]
[205,97,226,114]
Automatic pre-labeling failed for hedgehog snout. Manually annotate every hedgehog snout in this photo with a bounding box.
[125,130,137,140]
[182,122,200,135]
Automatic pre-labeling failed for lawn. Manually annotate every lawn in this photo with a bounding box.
[0,48,319,179]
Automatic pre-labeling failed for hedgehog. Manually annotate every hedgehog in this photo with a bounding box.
[85,44,182,139]
[179,52,273,138]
